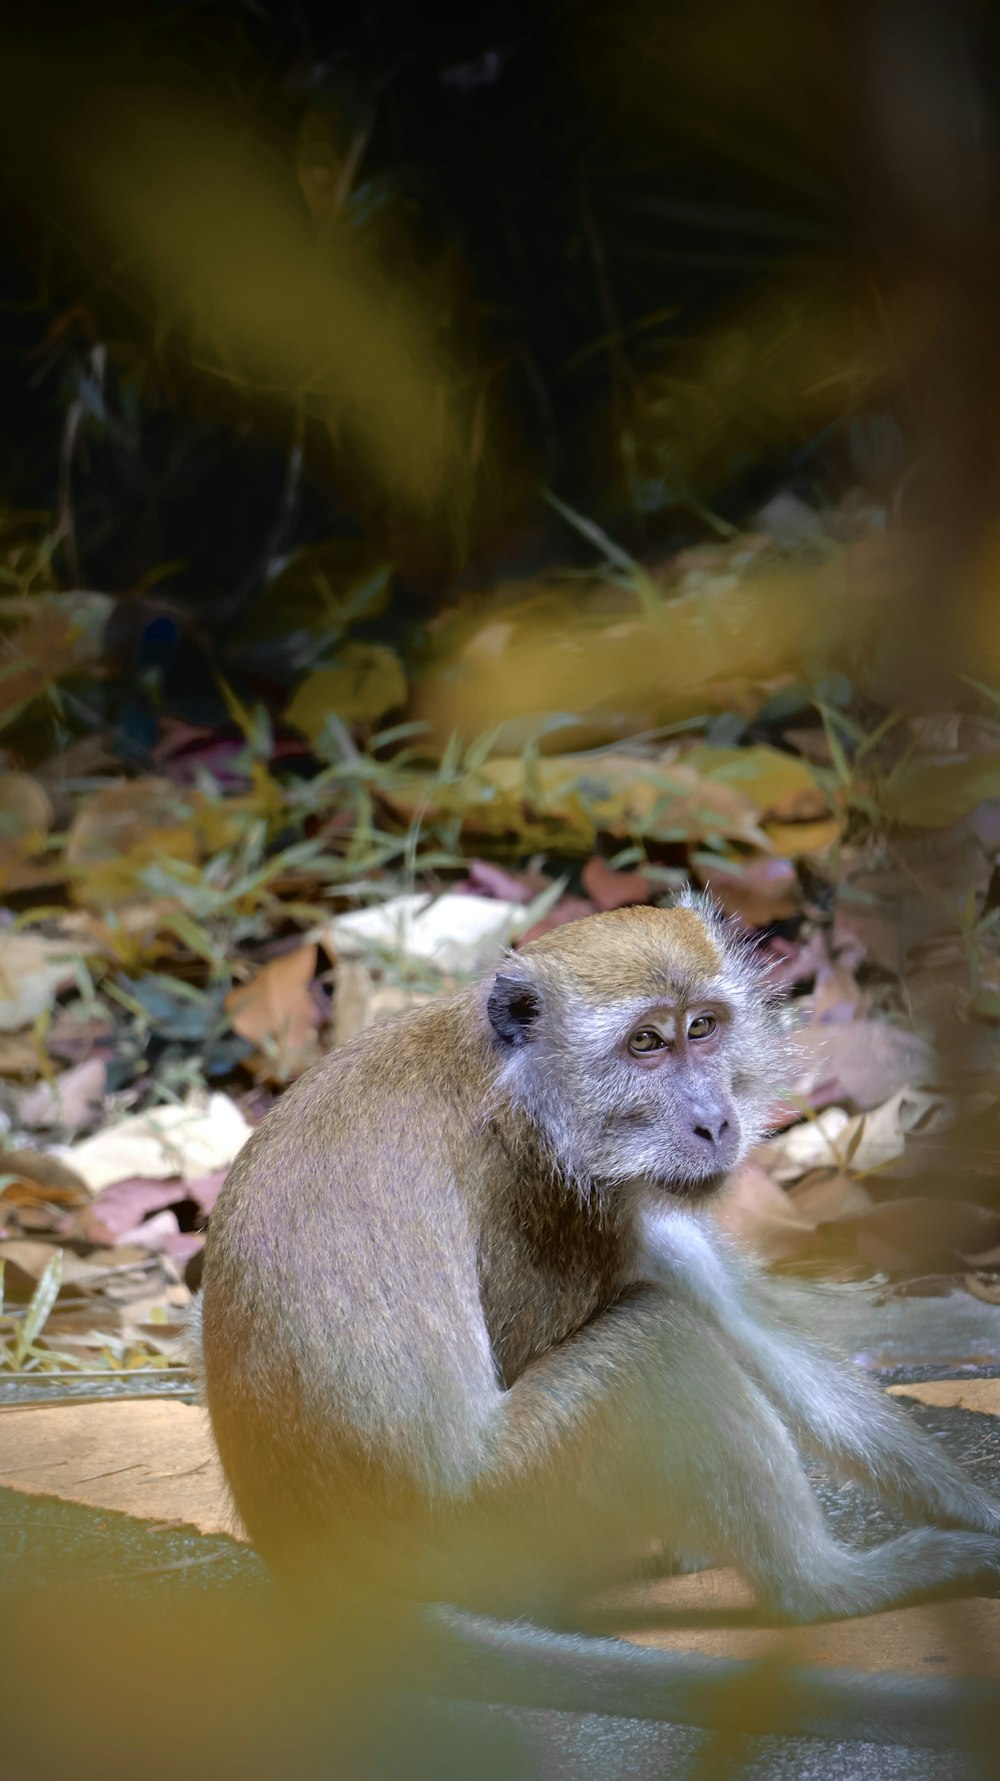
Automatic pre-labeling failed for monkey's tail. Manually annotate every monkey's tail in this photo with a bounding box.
[418,1605,1000,1752]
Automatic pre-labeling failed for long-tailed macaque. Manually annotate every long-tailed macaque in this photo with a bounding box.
[200,898,1000,1624]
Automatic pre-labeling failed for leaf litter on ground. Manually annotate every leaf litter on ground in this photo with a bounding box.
[0,549,997,1371]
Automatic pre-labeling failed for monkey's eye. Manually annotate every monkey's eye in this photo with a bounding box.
[629,1028,666,1055]
[687,1014,717,1040]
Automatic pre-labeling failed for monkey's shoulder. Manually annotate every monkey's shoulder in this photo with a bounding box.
[221,990,493,1163]
[476,1167,630,1386]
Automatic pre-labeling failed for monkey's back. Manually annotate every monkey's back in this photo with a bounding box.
[202,996,505,1558]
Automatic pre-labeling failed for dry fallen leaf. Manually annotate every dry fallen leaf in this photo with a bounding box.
[64,782,251,910]
[0,1237,111,1298]
[50,898,189,962]
[964,1273,1000,1306]
[684,743,829,823]
[109,1206,202,1261]
[0,600,88,732]
[695,854,799,925]
[67,1094,251,1195]
[0,933,78,1031]
[580,856,653,910]
[16,1056,107,1132]
[65,776,200,904]
[225,943,320,1079]
[463,859,540,903]
[761,815,842,857]
[887,1379,1000,1415]
[0,1148,91,1206]
[880,751,1000,830]
[364,985,437,1025]
[808,958,869,1023]
[712,1161,813,1261]
[324,893,525,974]
[0,1032,44,1077]
[791,1020,933,1113]
[785,1168,874,1224]
[820,1198,1000,1275]
[79,1176,205,1245]
[411,554,868,756]
[382,753,770,853]
[0,771,53,885]
[329,959,374,1048]
[764,1088,951,1182]
[832,823,988,975]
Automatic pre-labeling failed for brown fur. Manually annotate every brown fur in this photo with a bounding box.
[525,903,722,997]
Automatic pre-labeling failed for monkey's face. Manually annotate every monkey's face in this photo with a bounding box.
[608,1001,744,1192]
[485,901,788,1197]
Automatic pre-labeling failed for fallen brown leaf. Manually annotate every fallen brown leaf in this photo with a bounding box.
[880,752,1000,830]
[765,1088,951,1182]
[285,645,407,736]
[808,958,869,1023]
[463,859,540,903]
[0,771,53,885]
[887,1378,1000,1415]
[519,895,595,945]
[833,822,988,976]
[0,933,78,1032]
[16,1055,107,1132]
[581,856,653,911]
[329,958,374,1048]
[225,943,320,1080]
[0,1237,106,1298]
[824,1199,1000,1275]
[792,1020,933,1113]
[383,752,770,853]
[964,1272,1000,1305]
[685,743,829,824]
[0,1033,44,1077]
[65,777,200,904]
[786,1168,874,1224]
[0,1149,92,1206]
[712,1161,813,1261]
[761,815,842,856]
[411,554,870,756]
[79,1177,200,1245]
[695,854,799,925]
[0,601,83,731]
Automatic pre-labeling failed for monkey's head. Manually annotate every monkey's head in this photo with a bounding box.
[485,897,787,1198]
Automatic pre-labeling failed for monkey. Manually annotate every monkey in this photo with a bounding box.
[199,897,1000,1629]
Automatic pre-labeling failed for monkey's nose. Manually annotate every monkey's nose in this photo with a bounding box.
[693,1117,730,1147]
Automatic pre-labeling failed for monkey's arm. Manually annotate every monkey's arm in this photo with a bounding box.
[477,1281,1000,1622]
[637,1207,1000,1536]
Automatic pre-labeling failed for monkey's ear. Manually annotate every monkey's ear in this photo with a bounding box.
[487,973,541,1046]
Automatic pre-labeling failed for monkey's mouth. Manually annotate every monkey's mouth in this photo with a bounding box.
[655,1170,732,1201]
